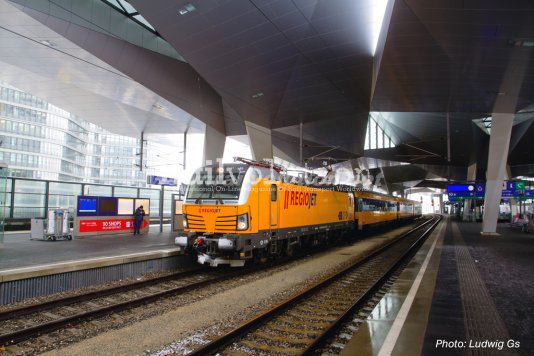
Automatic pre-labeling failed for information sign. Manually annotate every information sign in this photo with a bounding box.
[448,182,532,199]
[79,218,148,233]
[447,184,476,198]
[148,175,177,186]
[505,180,526,191]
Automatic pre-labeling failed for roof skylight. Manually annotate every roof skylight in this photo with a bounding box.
[369,0,389,55]
[101,0,157,33]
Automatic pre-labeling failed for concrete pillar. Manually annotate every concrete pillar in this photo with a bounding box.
[203,125,226,164]
[463,163,477,221]
[245,121,273,161]
[481,113,514,235]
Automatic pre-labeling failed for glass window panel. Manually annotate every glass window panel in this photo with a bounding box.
[84,184,112,196]
[104,0,121,7]
[49,182,82,195]
[13,207,45,219]
[14,179,46,193]
[114,186,138,198]
[364,122,370,150]
[5,178,13,193]
[5,192,12,208]
[377,126,384,148]
[133,15,155,31]
[48,195,77,209]
[139,188,159,199]
[14,193,45,207]
[118,0,136,13]
[370,120,377,149]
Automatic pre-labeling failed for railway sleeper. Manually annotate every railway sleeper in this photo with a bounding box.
[268,324,322,336]
[276,316,331,328]
[252,331,315,345]
[238,340,303,354]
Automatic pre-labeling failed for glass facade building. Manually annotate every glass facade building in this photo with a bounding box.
[0,83,144,186]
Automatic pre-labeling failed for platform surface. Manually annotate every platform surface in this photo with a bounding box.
[0,225,180,273]
[343,216,534,356]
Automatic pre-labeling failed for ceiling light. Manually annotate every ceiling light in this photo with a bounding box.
[251,92,264,98]
[179,3,196,16]
[40,40,57,47]
[508,39,534,48]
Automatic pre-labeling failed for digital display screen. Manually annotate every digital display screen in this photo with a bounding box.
[77,196,98,216]
[98,197,117,216]
[79,198,97,212]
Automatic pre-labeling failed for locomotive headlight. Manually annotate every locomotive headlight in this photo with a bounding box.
[236,213,248,230]
[182,215,188,228]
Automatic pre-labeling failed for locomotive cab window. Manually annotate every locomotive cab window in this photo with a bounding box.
[186,164,247,200]
[270,184,277,201]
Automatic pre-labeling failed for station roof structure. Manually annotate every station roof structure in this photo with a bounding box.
[1,0,534,190]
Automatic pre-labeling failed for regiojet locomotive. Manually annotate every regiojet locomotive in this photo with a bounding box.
[175,158,421,267]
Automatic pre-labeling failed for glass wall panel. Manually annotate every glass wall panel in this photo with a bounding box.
[0,166,7,244]
[49,182,82,195]
[48,195,77,210]
[139,188,160,216]
[139,188,158,199]
[164,189,174,218]
[14,193,45,207]
[114,186,138,198]
[5,192,12,218]
[14,179,46,193]
[377,127,384,148]
[84,184,112,196]
[13,207,45,218]
[370,121,377,149]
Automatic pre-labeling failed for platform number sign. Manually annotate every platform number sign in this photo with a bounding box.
[506,180,525,191]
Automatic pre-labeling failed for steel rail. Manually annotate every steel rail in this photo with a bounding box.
[187,216,439,355]
[0,268,202,322]
[0,247,326,347]
[0,268,243,346]
[300,215,442,355]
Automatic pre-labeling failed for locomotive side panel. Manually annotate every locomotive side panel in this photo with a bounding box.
[277,184,353,231]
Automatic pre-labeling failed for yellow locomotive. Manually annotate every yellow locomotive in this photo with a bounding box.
[175,158,421,266]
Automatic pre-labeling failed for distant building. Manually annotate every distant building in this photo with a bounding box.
[0,83,144,186]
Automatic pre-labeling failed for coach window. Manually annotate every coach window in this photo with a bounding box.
[270,184,277,201]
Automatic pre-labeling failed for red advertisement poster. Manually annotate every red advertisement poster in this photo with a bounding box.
[79,219,147,233]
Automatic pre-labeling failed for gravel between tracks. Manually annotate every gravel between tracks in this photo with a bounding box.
[36,224,417,356]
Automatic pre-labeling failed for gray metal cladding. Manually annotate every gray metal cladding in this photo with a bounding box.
[0,256,182,305]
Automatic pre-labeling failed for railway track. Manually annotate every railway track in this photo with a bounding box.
[0,218,432,351]
[187,215,441,355]
[0,238,352,349]
[0,267,247,347]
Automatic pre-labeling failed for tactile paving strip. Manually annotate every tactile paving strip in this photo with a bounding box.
[452,222,515,356]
